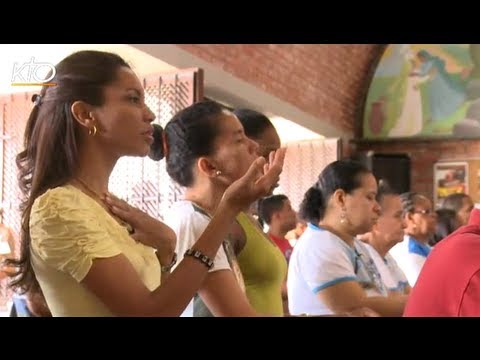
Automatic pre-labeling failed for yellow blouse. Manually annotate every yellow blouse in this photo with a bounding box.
[30,185,161,316]
[236,212,287,316]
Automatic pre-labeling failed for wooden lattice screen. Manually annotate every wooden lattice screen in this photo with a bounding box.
[276,138,341,213]
[0,92,33,307]
[0,93,33,243]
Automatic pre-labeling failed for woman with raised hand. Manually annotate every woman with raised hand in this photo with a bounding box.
[145,101,286,316]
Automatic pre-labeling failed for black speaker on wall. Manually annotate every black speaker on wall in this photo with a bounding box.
[352,152,411,194]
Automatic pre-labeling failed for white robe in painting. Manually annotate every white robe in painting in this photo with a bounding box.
[389,75,425,137]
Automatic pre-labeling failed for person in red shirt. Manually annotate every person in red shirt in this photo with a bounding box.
[258,194,297,262]
[404,206,480,316]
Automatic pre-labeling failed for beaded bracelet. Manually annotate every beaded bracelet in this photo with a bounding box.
[184,249,214,269]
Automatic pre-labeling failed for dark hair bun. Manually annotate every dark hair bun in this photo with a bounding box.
[148,124,165,161]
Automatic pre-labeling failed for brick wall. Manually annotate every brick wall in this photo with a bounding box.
[354,139,480,200]
[178,44,384,135]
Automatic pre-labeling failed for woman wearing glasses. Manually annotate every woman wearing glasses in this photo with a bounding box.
[390,192,437,286]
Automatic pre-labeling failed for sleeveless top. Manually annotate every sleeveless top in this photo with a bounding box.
[236,212,287,316]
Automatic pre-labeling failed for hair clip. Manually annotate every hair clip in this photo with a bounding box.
[31,94,42,106]
[161,130,169,159]
[148,124,166,161]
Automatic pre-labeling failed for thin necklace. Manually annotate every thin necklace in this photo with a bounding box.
[72,177,134,234]
[73,177,106,198]
[185,198,214,218]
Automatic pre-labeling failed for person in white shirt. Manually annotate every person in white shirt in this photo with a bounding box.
[161,101,286,317]
[357,181,411,296]
[389,192,437,286]
[287,160,407,316]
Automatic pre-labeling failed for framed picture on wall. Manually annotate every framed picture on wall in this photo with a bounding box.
[433,161,468,207]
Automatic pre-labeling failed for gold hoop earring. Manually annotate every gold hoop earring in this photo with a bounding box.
[88,125,97,137]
